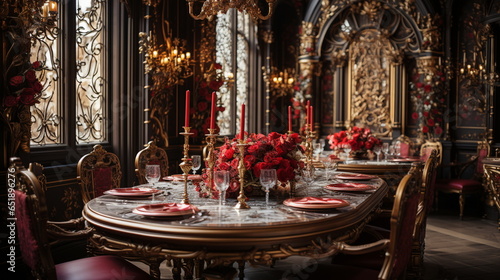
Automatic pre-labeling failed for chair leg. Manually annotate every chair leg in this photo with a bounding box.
[459,193,465,220]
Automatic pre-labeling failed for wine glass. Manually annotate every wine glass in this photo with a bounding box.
[300,165,315,196]
[214,170,230,207]
[382,143,390,161]
[313,143,323,161]
[373,145,382,162]
[259,169,277,207]
[145,164,161,201]
[325,159,338,180]
[191,155,201,175]
[342,143,352,159]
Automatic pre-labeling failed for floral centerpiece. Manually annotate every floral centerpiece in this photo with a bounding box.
[327,126,382,159]
[198,132,304,199]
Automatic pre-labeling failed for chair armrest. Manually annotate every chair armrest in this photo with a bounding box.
[47,217,93,241]
[337,239,390,255]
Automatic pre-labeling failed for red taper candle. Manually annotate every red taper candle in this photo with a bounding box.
[310,105,314,131]
[239,104,245,140]
[184,90,190,127]
[210,91,216,129]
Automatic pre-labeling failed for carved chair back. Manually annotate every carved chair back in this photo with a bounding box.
[135,140,169,185]
[77,145,122,203]
[420,140,442,166]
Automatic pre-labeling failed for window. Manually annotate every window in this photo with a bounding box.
[215,11,253,136]
[30,0,107,146]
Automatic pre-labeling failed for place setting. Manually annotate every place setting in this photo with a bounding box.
[333,173,377,181]
[132,202,201,219]
[103,187,163,200]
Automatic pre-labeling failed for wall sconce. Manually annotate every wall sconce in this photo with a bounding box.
[460,49,499,87]
[268,67,296,96]
[41,0,58,25]
[186,0,277,21]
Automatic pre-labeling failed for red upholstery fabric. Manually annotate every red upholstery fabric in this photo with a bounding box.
[420,147,432,162]
[14,190,39,270]
[92,167,113,197]
[399,143,410,157]
[56,255,153,280]
[435,179,483,191]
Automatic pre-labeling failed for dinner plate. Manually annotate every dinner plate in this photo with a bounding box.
[163,174,203,181]
[132,203,199,217]
[283,197,350,209]
[325,183,375,192]
[103,187,162,198]
[334,173,377,180]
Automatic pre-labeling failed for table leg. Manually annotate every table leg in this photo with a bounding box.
[172,259,182,280]
[237,260,246,280]
[148,259,162,280]
[183,258,194,280]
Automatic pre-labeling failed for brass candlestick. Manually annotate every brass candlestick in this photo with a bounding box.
[304,128,315,166]
[179,126,194,204]
[204,128,218,197]
[234,140,250,209]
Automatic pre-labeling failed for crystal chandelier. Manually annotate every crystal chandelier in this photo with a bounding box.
[186,0,277,21]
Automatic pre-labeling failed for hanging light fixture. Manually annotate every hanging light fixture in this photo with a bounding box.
[186,0,277,21]
[139,1,193,89]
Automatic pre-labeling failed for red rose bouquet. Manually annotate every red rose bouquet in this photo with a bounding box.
[199,132,304,198]
[327,126,382,156]
[3,61,43,108]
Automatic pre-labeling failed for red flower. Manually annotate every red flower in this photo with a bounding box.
[9,76,24,87]
[434,126,443,136]
[412,112,419,120]
[427,118,435,126]
[32,61,41,69]
[422,126,429,133]
[424,85,432,93]
[25,70,37,82]
[19,93,38,105]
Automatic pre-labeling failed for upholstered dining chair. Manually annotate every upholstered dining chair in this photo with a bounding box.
[135,140,169,184]
[318,163,422,280]
[420,139,443,166]
[77,144,122,203]
[434,140,490,219]
[409,149,440,278]
[10,157,154,280]
[483,164,500,230]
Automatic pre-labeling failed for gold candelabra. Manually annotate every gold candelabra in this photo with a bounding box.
[186,0,277,21]
[179,126,194,204]
[270,67,295,94]
[203,128,218,197]
[234,140,250,209]
[304,126,315,166]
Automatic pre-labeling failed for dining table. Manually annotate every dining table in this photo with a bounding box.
[83,170,388,280]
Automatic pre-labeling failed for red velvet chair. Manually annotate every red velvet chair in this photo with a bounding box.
[77,144,122,203]
[434,140,490,219]
[11,157,154,280]
[321,163,423,280]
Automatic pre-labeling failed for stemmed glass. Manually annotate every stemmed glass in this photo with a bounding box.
[342,143,352,159]
[324,159,338,180]
[373,145,382,162]
[259,169,277,207]
[300,165,315,196]
[382,143,390,161]
[145,164,161,201]
[313,143,323,161]
[214,170,230,207]
[191,155,201,175]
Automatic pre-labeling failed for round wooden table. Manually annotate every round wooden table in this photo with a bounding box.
[83,174,388,279]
